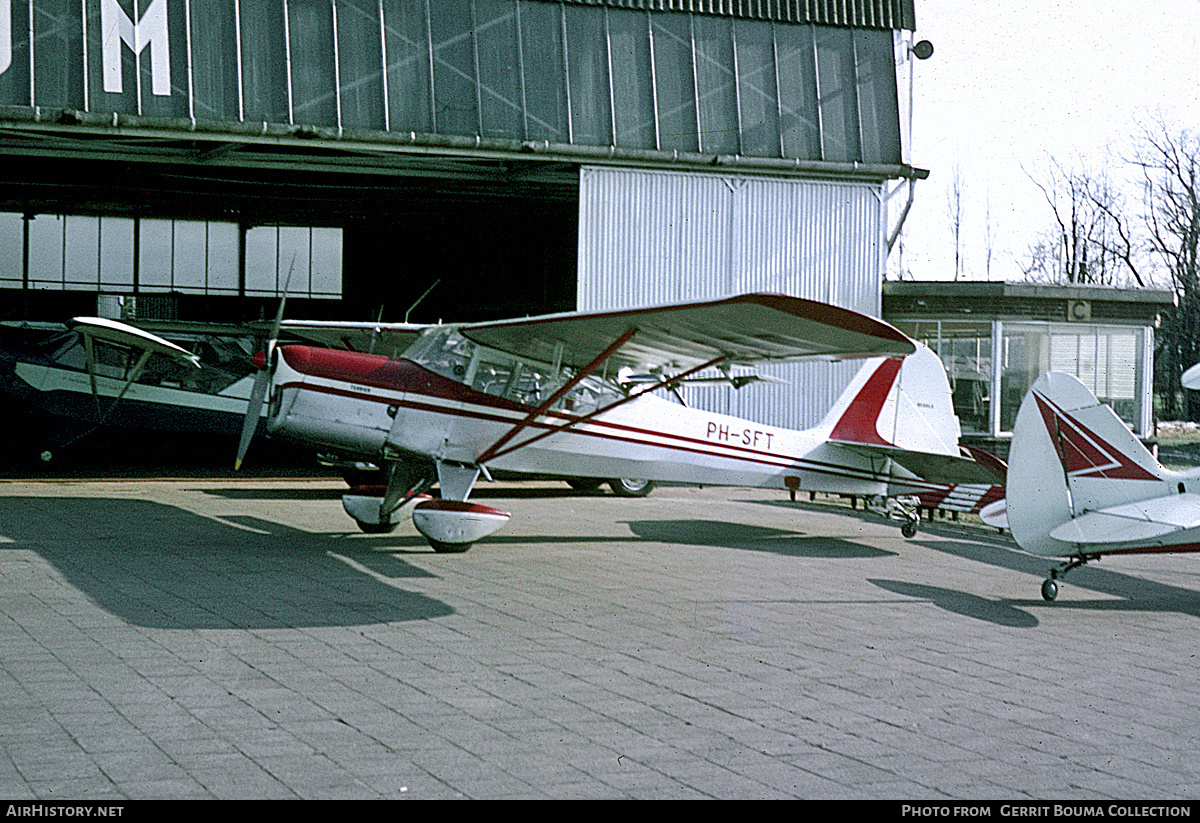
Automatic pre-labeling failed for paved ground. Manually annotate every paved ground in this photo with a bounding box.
[1,477,1199,800]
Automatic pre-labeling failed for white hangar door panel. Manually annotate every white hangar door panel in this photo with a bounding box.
[577,167,887,429]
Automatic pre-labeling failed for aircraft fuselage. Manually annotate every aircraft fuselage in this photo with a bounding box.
[265,340,942,500]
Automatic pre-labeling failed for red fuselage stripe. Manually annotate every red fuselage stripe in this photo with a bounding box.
[279,375,952,491]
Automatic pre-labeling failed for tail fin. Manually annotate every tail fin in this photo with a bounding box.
[823,343,961,457]
[1008,371,1164,556]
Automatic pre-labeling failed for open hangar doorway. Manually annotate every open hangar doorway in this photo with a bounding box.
[338,191,580,328]
[0,150,582,327]
[0,148,582,472]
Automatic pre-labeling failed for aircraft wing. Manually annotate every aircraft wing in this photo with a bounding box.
[457,293,915,374]
[1048,494,1200,545]
[273,320,427,354]
[67,317,201,369]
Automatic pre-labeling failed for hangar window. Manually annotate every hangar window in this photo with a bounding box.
[899,320,993,436]
[1002,324,1143,433]
[896,318,1149,438]
[244,226,343,298]
[139,220,239,295]
[0,213,22,289]
[1,213,341,300]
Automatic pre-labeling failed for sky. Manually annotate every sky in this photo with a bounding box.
[895,0,1200,284]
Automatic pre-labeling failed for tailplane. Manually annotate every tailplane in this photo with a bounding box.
[1008,371,1165,557]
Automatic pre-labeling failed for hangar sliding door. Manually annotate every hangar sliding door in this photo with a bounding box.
[577,167,887,429]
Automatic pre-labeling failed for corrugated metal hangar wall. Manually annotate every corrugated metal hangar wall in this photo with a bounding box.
[0,0,923,430]
[578,167,887,427]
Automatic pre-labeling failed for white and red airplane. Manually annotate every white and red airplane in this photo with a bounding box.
[1007,370,1200,601]
[236,293,1004,553]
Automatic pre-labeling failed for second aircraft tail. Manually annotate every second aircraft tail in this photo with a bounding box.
[1007,371,1165,557]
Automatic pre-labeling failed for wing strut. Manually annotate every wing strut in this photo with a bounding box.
[74,320,201,423]
[480,353,729,465]
[475,328,636,464]
[82,334,157,422]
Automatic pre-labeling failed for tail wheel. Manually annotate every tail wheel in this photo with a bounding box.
[609,478,655,498]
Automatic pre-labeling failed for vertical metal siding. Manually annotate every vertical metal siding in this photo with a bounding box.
[578,166,885,429]
[557,0,917,31]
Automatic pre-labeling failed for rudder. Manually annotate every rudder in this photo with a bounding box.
[824,344,962,457]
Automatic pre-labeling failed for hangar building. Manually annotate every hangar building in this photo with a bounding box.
[0,0,925,428]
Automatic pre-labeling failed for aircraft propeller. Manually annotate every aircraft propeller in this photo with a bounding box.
[235,264,292,470]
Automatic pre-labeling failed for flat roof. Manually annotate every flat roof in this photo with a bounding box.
[882,280,1176,324]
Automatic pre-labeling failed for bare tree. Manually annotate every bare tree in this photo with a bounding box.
[984,187,995,281]
[1021,156,1143,287]
[1134,118,1200,419]
[946,164,964,280]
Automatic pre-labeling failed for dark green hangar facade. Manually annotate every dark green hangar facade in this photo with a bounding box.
[0,0,922,426]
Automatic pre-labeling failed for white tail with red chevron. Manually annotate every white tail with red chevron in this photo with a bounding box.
[1007,371,1200,600]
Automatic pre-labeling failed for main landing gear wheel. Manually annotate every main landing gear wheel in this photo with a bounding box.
[609,478,656,498]
[411,500,511,554]
[1041,578,1059,601]
[900,519,919,539]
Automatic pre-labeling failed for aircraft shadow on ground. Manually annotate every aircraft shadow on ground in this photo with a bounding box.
[747,497,1200,621]
[869,578,1040,628]
[915,534,1200,619]
[0,497,455,630]
[191,486,346,502]
[624,518,893,559]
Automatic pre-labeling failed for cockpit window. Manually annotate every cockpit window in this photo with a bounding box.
[42,331,254,395]
[407,328,476,380]
[408,327,621,410]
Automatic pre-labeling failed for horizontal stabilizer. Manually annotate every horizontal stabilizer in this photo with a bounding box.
[1184,362,1200,390]
[830,442,1005,485]
[1048,494,1200,545]
[979,499,1009,529]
